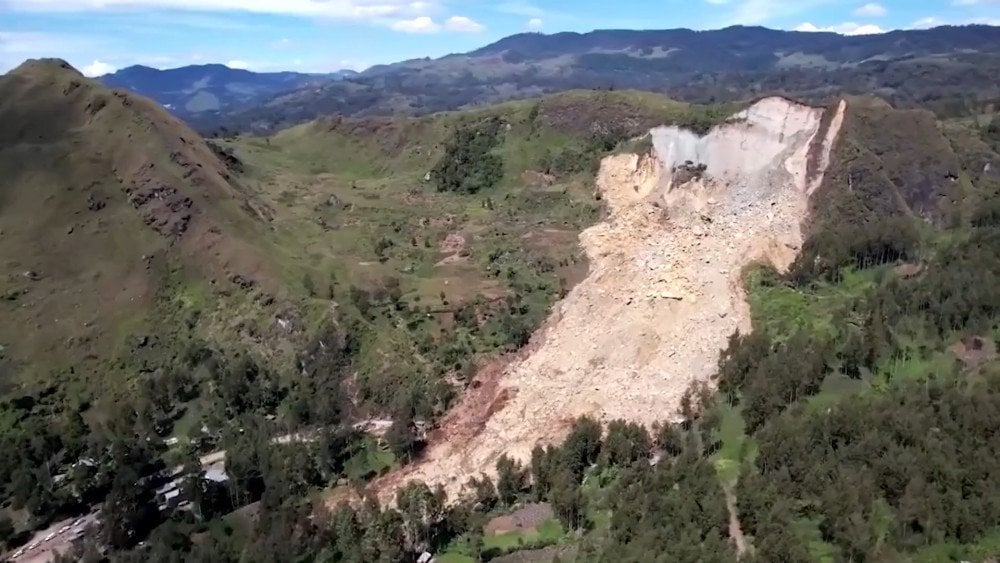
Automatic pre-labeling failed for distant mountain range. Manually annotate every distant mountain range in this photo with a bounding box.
[98,64,358,120]
[99,25,1000,132]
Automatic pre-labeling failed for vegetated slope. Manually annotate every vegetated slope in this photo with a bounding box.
[100,64,354,120]
[217,89,735,422]
[215,25,1000,132]
[376,96,845,499]
[0,59,272,391]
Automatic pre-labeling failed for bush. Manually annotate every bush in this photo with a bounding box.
[431,118,505,194]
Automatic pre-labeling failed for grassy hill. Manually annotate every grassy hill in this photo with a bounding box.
[0,59,280,398]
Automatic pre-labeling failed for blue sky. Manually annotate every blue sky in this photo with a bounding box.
[2,0,999,76]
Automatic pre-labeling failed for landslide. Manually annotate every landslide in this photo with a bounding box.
[0,60,273,388]
[379,96,846,498]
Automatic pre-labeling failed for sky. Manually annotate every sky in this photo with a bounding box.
[2,0,1000,77]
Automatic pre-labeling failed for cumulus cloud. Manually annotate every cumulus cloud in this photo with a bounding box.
[794,21,886,35]
[81,59,115,76]
[388,14,482,33]
[390,15,440,33]
[526,17,543,31]
[226,59,251,69]
[444,15,484,32]
[853,3,886,17]
[9,0,440,20]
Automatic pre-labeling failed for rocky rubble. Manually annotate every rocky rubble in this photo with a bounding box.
[377,97,847,500]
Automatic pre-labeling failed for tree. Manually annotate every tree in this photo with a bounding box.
[101,467,159,549]
[530,445,554,501]
[561,416,602,479]
[496,455,527,507]
[0,514,14,546]
[385,412,421,463]
[467,475,497,512]
[396,481,446,552]
[549,468,584,530]
[601,420,651,467]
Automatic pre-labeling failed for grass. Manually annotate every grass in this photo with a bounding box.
[483,518,566,551]
[792,517,838,563]
[913,526,1000,562]
[746,266,877,344]
[433,554,477,563]
[711,402,756,485]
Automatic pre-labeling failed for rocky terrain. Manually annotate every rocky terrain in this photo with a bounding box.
[378,96,845,498]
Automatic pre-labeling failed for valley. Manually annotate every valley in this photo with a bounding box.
[2,21,1000,562]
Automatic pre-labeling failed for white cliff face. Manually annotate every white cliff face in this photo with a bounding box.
[371,96,847,502]
[651,97,841,195]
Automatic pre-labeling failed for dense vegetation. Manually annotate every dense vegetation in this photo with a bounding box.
[430,118,505,194]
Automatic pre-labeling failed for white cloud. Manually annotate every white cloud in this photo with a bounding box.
[390,16,440,33]
[853,3,886,17]
[388,14,481,33]
[526,17,543,31]
[8,0,441,20]
[81,59,115,76]
[226,59,251,69]
[794,21,886,35]
[444,15,484,32]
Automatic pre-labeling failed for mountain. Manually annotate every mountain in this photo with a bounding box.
[0,59,275,389]
[215,24,1000,132]
[5,55,1000,563]
[99,63,357,120]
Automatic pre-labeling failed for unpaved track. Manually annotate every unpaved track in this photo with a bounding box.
[370,97,845,502]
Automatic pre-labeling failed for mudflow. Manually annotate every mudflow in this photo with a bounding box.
[376,96,847,500]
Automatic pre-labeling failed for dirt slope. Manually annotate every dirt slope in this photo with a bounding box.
[376,96,846,499]
[0,60,271,385]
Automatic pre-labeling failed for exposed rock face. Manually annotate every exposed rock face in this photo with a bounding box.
[375,96,846,500]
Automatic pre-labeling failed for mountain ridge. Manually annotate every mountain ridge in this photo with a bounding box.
[184,24,1000,132]
[98,63,358,121]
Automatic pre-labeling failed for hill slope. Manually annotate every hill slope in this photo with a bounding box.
[217,25,1000,132]
[0,59,273,391]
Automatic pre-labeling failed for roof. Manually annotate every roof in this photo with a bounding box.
[204,467,229,482]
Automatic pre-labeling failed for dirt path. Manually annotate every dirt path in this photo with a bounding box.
[367,97,845,502]
[725,487,748,558]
